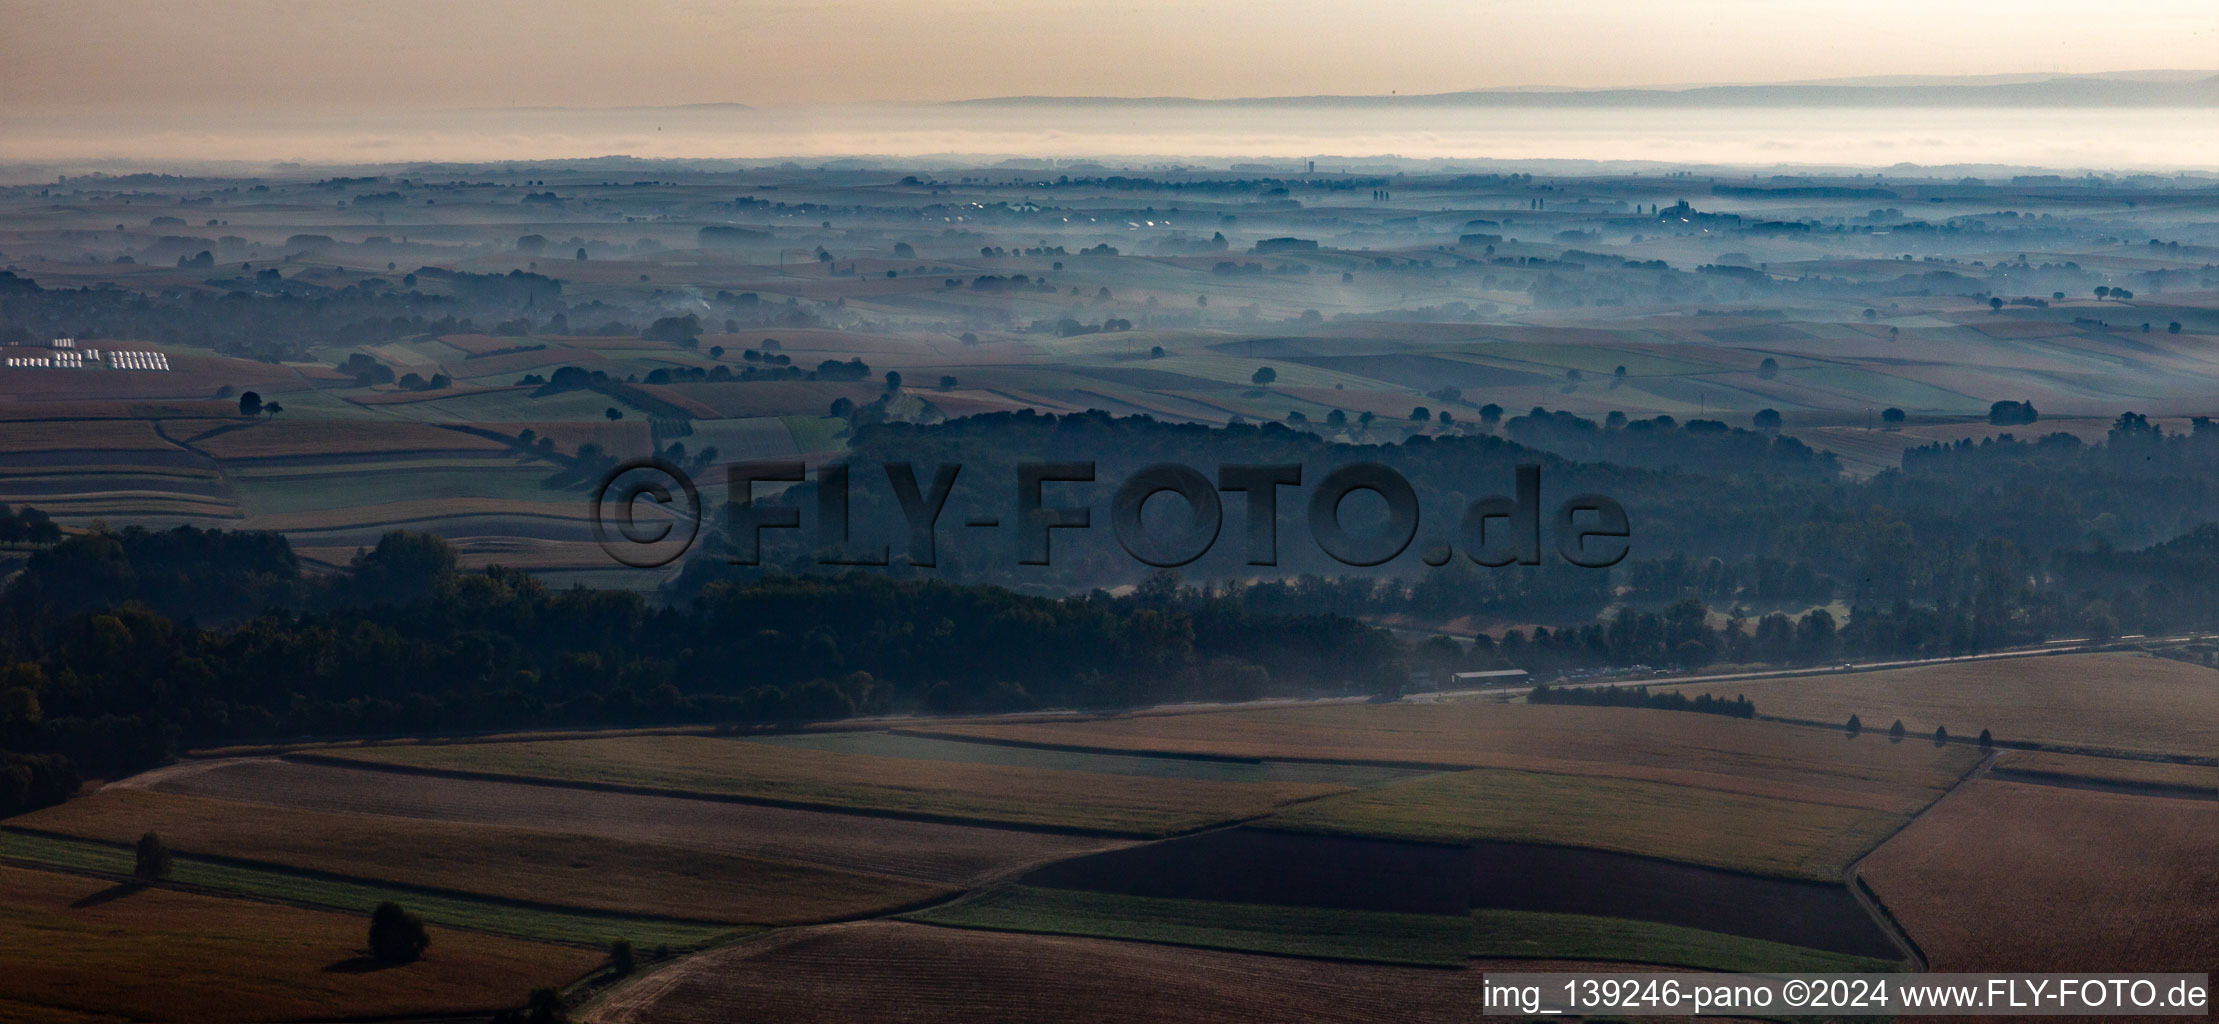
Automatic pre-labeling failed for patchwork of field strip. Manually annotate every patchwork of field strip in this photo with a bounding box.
[135,757,1129,885]
[1263,768,1908,881]
[583,919,1592,1024]
[921,702,1981,814]
[906,885,1470,966]
[755,730,1434,787]
[1992,750,2218,795]
[0,862,598,1024]
[12,786,949,925]
[1467,909,1894,974]
[1663,652,2219,759]
[1861,780,2219,972]
[309,734,1350,836]
[0,829,737,949]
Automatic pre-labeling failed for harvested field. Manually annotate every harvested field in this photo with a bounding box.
[1265,767,1911,881]
[1861,779,2219,972]
[927,703,1979,814]
[1993,750,2218,797]
[138,757,1128,885]
[0,863,598,1024]
[761,731,1433,787]
[190,419,508,458]
[585,919,1638,1024]
[310,734,1347,836]
[0,829,736,949]
[236,497,590,533]
[906,885,1470,966]
[0,418,187,452]
[1666,652,2219,758]
[14,787,948,925]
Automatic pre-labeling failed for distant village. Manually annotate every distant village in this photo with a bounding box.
[0,337,169,371]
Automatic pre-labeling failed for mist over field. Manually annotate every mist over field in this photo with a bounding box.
[1,2,2215,1021]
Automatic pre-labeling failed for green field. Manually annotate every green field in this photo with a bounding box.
[0,829,739,949]
[1469,909,1899,973]
[903,885,1470,966]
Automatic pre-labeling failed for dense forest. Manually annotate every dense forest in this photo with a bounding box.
[0,527,1401,815]
[8,407,2219,818]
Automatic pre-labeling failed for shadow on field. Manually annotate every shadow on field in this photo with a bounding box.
[323,955,402,974]
[1023,826,1901,959]
[70,882,148,909]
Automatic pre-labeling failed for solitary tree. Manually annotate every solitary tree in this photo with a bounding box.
[604,408,623,422]
[1933,725,1950,747]
[1882,407,1906,428]
[1978,728,1993,749]
[1149,345,1166,358]
[237,391,263,417]
[1409,406,1431,422]
[1251,367,1276,386]
[1989,297,2004,312]
[2095,286,2111,300]
[1753,408,1782,432]
[262,401,283,419]
[1844,714,1863,737]
[134,832,171,881]
[609,938,636,976]
[884,370,902,391]
[1887,719,1907,743]
[1757,357,1779,380]
[369,902,430,965]
[938,375,958,391]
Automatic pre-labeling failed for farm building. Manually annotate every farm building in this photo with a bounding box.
[1450,669,1530,687]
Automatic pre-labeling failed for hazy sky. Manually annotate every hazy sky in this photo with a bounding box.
[3,0,2214,113]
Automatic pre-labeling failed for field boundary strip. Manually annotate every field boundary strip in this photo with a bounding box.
[0,825,749,928]
[887,727,1477,773]
[1986,766,2219,801]
[280,751,1175,839]
[0,828,740,950]
[1754,713,2219,766]
[1837,750,2002,970]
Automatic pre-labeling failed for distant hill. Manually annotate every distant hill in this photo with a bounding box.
[950,72,2218,109]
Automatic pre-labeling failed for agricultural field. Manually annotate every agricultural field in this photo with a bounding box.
[1263,766,1910,881]
[133,757,1129,886]
[308,734,1349,836]
[916,701,1981,815]
[906,885,1472,966]
[583,919,1578,1024]
[12,786,948,925]
[0,830,738,949]
[0,862,598,1024]
[1668,652,2219,758]
[1861,779,2219,972]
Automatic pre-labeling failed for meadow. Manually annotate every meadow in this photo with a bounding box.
[904,884,1471,966]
